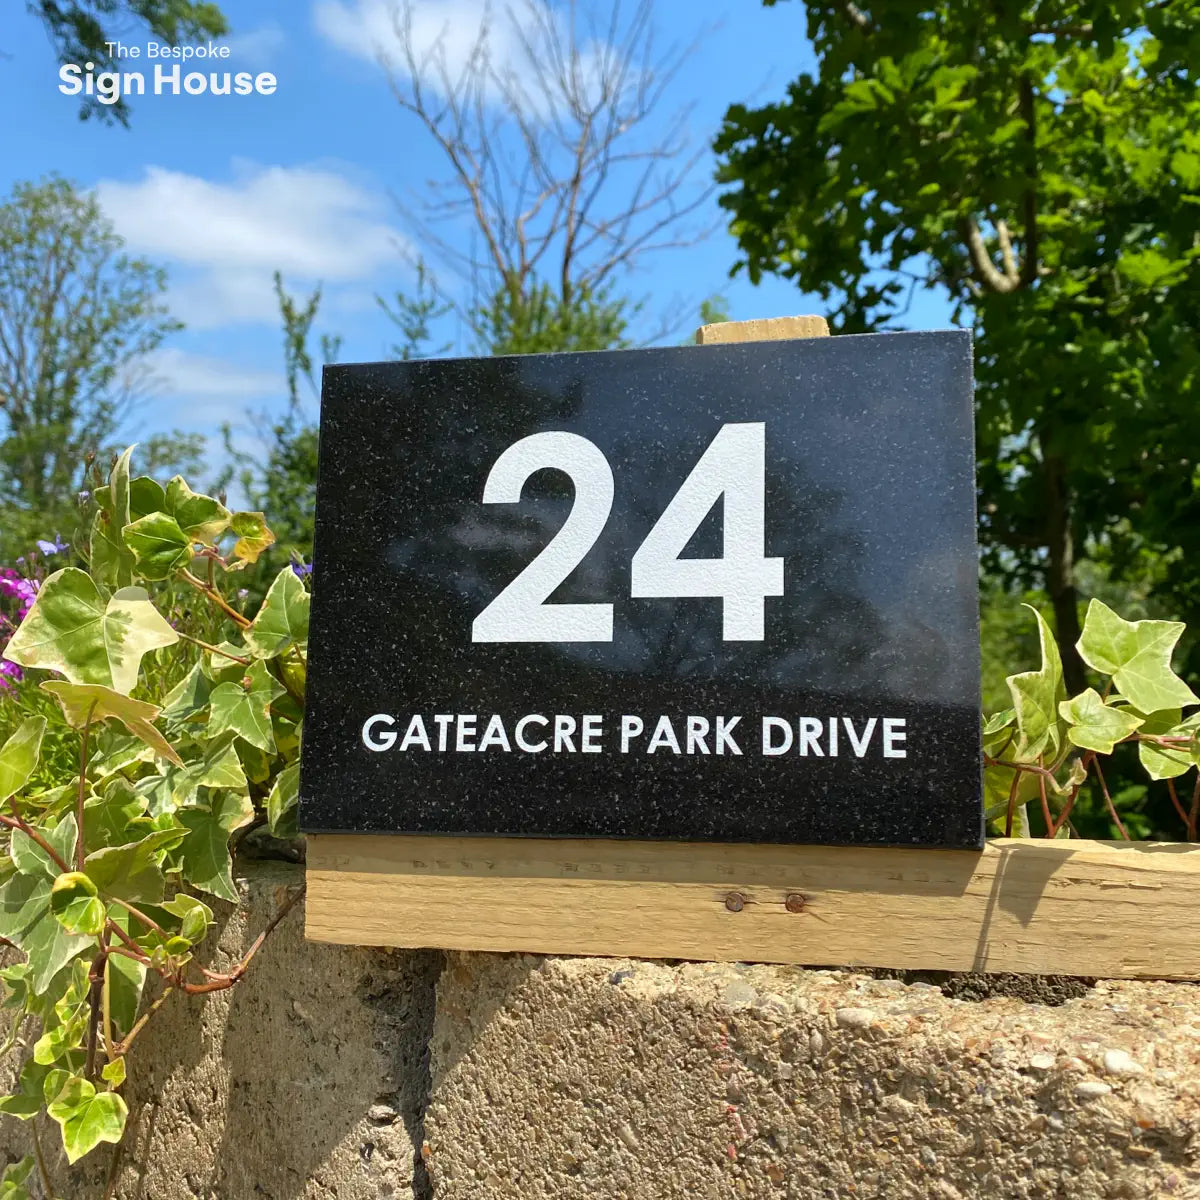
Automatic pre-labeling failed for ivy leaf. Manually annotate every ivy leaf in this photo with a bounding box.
[1006,606,1067,761]
[101,1057,126,1088]
[5,570,178,694]
[176,791,254,903]
[244,567,310,659]
[0,717,46,801]
[46,1075,128,1163]
[164,476,230,545]
[11,815,77,878]
[155,734,248,813]
[0,1060,51,1120]
[1077,599,1200,714]
[1133,707,1195,780]
[229,511,275,564]
[160,661,213,725]
[41,682,183,768]
[267,762,300,838]
[160,893,213,945]
[122,513,194,581]
[84,828,185,904]
[0,873,92,994]
[0,1156,34,1199]
[128,476,166,521]
[50,872,105,937]
[83,780,153,850]
[89,447,136,590]
[1059,688,1144,755]
[208,661,284,754]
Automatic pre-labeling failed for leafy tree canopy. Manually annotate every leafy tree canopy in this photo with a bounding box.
[715,0,1200,687]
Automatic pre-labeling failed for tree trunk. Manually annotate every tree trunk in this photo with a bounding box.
[1044,452,1086,695]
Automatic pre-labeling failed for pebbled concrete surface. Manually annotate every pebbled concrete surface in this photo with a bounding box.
[424,954,1200,1199]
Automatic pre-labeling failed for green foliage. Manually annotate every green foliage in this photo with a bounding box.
[715,1,1200,687]
[31,0,228,123]
[985,601,1200,839]
[0,179,181,563]
[473,277,633,357]
[0,448,304,1177]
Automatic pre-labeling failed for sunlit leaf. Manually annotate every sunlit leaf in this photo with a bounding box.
[1006,606,1066,761]
[244,567,310,659]
[266,762,300,838]
[0,718,46,801]
[164,476,230,545]
[1059,688,1143,755]
[230,511,275,564]
[122,513,193,581]
[41,682,182,768]
[176,791,254,902]
[1077,599,1199,715]
[49,872,105,937]
[5,570,177,694]
[47,1074,128,1163]
[207,661,284,754]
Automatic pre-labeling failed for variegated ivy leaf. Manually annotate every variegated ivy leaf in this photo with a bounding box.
[1059,688,1143,755]
[164,476,230,545]
[46,1075,128,1163]
[83,828,187,904]
[41,682,182,768]
[89,446,136,589]
[207,661,285,754]
[176,791,255,903]
[267,762,300,838]
[1132,708,1200,780]
[1006,607,1067,762]
[229,511,275,564]
[49,873,105,938]
[122,513,193,581]
[1077,599,1199,715]
[244,567,310,659]
[5,570,177,695]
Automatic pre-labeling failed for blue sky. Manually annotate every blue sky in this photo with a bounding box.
[5,0,950,478]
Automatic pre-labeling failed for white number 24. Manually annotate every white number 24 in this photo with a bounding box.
[471,423,784,643]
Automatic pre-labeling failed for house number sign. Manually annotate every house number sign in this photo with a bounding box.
[300,331,984,848]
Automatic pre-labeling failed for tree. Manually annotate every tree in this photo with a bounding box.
[0,176,180,556]
[381,0,714,348]
[714,1,1200,690]
[30,0,228,123]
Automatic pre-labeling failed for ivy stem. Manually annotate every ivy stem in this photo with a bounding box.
[1167,778,1190,832]
[0,810,69,873]
[1049,751,1094,837]
[1037,770,1054,836]
[180,884,304,995]
[1004,770,1021,837]
[77,702,98,871]
[104,919,148,960]
[107,896,169,939]
[180,569,252,628]
[115,985,173,1056]
[32,1119,53,1199]
[1091,756,1129,840]
[102,957,115,1063]
[175,631,251,666]
[85,946,107,1080]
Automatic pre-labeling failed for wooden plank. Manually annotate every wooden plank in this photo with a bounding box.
[306,834,1200,979]
[694,315,829,344]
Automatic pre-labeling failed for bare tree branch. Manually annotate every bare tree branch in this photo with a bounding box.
[382,0,718,340]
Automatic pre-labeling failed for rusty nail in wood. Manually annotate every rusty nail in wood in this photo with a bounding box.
[724,892,746,912]
[785,893,808,913]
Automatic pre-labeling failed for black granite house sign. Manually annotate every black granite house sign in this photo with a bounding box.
[301,330,983,848]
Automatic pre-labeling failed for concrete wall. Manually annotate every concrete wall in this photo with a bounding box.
[2,863,1198,1199]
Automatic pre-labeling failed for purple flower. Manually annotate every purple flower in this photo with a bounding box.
[292,561,313,579]
[36,536,69,556]
[0,659,22,689]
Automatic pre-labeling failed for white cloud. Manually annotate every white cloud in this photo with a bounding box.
[145,348,281,401]
[95,162,404,329]
[313,0,513,74]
